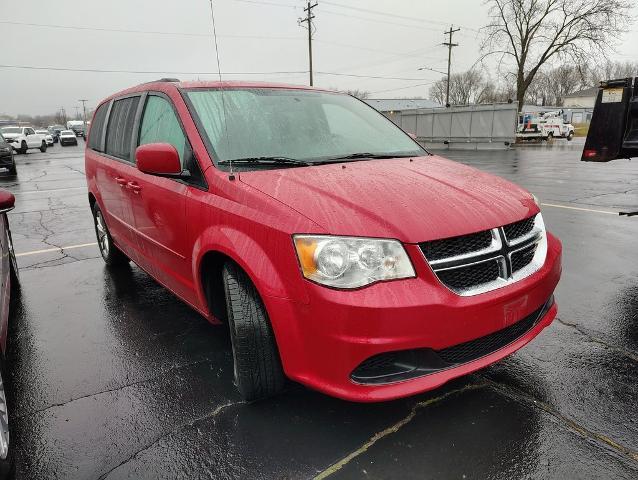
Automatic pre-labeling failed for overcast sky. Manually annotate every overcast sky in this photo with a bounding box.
[2,0,638,116]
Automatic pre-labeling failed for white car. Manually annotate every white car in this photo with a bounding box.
[59,130,78,146]
[35,130,54,146]
[0,126,47,153]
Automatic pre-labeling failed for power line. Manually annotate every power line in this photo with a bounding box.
[0,64,307,75]
[370,81,437,95]
[316,71,431,81]
[320,0,481,32]
[0,63,436,82]
[0,20,301,40]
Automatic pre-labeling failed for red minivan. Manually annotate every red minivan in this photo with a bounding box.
[85,80,562,402]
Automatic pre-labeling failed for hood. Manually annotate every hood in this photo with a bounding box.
[1,133,19,140]
[239,155,538,243]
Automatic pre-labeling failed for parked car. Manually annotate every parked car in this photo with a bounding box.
[0,189,19,477]
[47,125,66,143]
[0,135,16,175]
[71,125,85,138]
[59,130,78,146]
[85,80,562,402]
[0,126,47,154]
[35,130,54,146]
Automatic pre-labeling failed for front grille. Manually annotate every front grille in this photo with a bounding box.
[351,296,553,384]
[419,214,543,295]
[511,244,537,273]
[503,215,535,241]
[436,260,500,291]
[420,230,492,261]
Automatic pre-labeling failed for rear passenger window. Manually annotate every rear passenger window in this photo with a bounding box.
[88,102,109,152]
[105,96,140,161]
[138,96,186,167]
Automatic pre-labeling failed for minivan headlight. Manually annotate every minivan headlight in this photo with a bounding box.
[293,235,415,288]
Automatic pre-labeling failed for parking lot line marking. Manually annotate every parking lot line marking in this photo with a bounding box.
[12,186,87,195]
[16,242,97,257]
[541,202,618,215]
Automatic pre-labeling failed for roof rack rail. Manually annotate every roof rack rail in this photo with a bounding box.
[138,78,181,86]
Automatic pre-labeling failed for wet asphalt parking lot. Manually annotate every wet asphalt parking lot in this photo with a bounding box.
[0,139,637,479]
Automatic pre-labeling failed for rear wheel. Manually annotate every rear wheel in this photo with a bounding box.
[546,132,554,143]
[92,204,129,266]
[39,141,47,153]
[222,262,285,401]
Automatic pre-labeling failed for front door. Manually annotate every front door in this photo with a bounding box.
[127,94,193,301]
[24,128,38,148]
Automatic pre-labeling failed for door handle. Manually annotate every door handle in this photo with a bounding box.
[127,181,141,194]
[115,177,127,187]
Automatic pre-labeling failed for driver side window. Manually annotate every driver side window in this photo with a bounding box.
[139,95,186,168]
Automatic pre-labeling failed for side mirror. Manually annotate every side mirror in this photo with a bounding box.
[136,143,182,176]
[0,190,15,213]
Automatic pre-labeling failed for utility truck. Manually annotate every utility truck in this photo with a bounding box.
[517,110,575,142]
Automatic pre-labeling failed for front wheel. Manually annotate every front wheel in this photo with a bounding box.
[222,262,285,401]
[19,142,27,155]
[0,359,14,479]
[92,204,129,266]
[7,160,16,176]
[566,132,574,141]
[39,141,47,153]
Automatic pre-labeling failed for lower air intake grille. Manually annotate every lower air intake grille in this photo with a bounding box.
[350,297,553,385]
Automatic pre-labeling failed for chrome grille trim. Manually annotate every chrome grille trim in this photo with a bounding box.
[421,214,547,296]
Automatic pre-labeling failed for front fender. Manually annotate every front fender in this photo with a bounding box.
[192,225,309,310]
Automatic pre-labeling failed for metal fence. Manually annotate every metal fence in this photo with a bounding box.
[384,103,518,150]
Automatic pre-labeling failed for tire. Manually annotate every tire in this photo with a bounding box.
[6,222,19,294]
[566,132,574,141]
[222,262,285,401]
[7,160,15,176]
[546,132,554,143]
[19,142,27,155]
[39,141,47,153]
[0,357,14,479]
[92,204,129,266]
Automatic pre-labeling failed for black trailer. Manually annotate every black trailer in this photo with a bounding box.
[582,77,638,216]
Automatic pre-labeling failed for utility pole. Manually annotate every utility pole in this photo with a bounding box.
[299,1,317,86]
[74,105,80,120]
[79,99,88,127]
[443,26,460,108]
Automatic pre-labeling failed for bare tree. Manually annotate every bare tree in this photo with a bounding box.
[429,69,513,105]
[483,0,632,111]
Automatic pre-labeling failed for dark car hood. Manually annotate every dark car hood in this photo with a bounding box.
[238,155,538,243]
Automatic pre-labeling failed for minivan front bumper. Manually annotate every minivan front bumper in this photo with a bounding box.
[264,233,561,402]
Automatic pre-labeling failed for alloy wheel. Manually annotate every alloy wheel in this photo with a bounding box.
[95,210,110,257]
[0,371,9,460]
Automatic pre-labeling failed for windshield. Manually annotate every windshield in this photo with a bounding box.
[185,88,425,168]
[36,130,48,134]
[61,130,74,135]
[1,127,20,134]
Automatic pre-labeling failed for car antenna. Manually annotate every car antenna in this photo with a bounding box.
[208,0,234,180]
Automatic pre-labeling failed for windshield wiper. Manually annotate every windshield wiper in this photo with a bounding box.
[322,153,416,162]
[218,156,312,166]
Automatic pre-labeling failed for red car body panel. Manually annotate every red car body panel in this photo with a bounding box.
[85,80,562,402]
